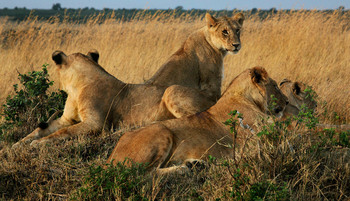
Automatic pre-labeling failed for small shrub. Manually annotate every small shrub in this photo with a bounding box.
[316,128,350,149]
[304,85,318,103]
[0,64,67,143]
[220,109,291,201]
[228,167,250,200]
[73,159,148,200]
[248,181,290,200]
[294,104,319,130]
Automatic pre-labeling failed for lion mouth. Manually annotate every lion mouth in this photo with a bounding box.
[226,49,240,54]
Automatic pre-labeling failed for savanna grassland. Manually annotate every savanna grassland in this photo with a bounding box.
[0,10,349,200]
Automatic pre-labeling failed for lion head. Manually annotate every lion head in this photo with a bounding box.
[51,49,104,90]
[218,67,288,117]
[250,67,288,117]
[205,13,245,54]
[279,79,317,115]
[222,66,288,118]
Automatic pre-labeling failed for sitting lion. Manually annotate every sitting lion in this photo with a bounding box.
[107,67,288,174]
[13,50,214,147]
[146,13,245,102]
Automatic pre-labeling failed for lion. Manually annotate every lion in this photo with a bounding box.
[279,79,350,131]
[146,13,245,102]
[279,79,317,117]
[12,50,214,147]
[107,67,288,174]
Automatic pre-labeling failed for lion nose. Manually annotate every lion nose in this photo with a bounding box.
[232,43,240,49]
[274,106,283,114]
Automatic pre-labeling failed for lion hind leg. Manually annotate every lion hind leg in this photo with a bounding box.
[107,124,174,171]
[157,159,207,175]
[162,85,215,118]
[315,123,350,132]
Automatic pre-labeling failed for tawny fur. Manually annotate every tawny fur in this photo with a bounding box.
[14,13,245,147]
[279,79,317,117]
[12,50,214,147]
[107,67,288,174]
[146,13,245,102]
[279,79,350,131]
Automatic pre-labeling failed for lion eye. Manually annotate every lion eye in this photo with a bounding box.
[222,29,228,35]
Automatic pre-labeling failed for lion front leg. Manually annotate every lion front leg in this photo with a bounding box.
[30,121,102,146]
[12,115,73,149]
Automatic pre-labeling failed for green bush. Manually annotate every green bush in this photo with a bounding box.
[247,181,290,200]
[315,128,350,149]
[73,159,148,200]
[294,105,319,130]
[0,64,67,143]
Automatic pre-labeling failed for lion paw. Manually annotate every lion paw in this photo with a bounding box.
[30,139,41,147]
[11,141,23,149]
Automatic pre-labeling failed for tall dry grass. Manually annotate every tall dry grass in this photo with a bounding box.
[0,10,349,122]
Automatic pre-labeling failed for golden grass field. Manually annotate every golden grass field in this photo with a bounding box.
[0,10,349,200]
[0,10,349,122]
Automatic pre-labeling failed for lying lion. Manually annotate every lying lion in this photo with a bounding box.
[279,79,350,131]
[107,67,288,174]
[13,50,213,147]
[279,79,317,117]
[146,13,245,102]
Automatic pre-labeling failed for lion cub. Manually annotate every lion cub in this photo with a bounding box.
[147,13,245,102]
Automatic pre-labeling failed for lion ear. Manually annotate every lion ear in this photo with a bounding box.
[87,49,99,63]
[279,78,291,86]
[251,66,268,84]
[205,13,218,28]
[233,13,245,26]
[52,50,67,65]
[292,82,302,96]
